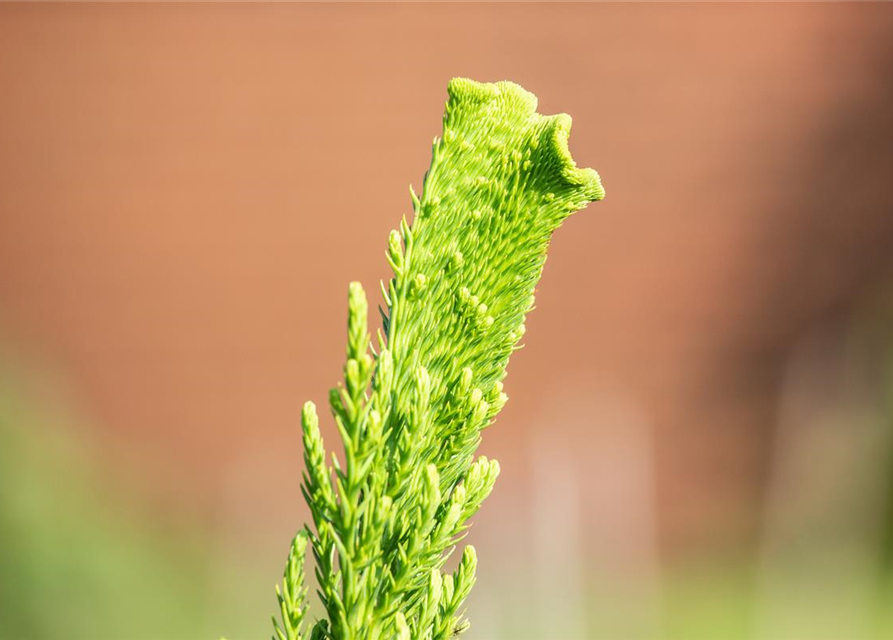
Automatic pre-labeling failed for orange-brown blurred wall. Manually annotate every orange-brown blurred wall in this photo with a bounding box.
[2,1,893,604]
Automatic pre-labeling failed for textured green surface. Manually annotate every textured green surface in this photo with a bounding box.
[273,78,603,640]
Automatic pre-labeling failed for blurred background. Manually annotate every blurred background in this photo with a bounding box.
[2,3,893,639]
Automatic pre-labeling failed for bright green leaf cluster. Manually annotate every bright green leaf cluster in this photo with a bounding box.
[272,78,603,640]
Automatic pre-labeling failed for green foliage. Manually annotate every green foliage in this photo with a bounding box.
[273,78,603,640]
[0,362,211,640]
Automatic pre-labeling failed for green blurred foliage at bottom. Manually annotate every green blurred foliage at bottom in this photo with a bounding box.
[0,361,212,640]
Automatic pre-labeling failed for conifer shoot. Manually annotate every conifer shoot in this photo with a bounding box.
[272,78,604,640]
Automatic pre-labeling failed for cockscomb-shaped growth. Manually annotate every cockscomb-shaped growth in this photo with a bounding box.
[272,78,604,640]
